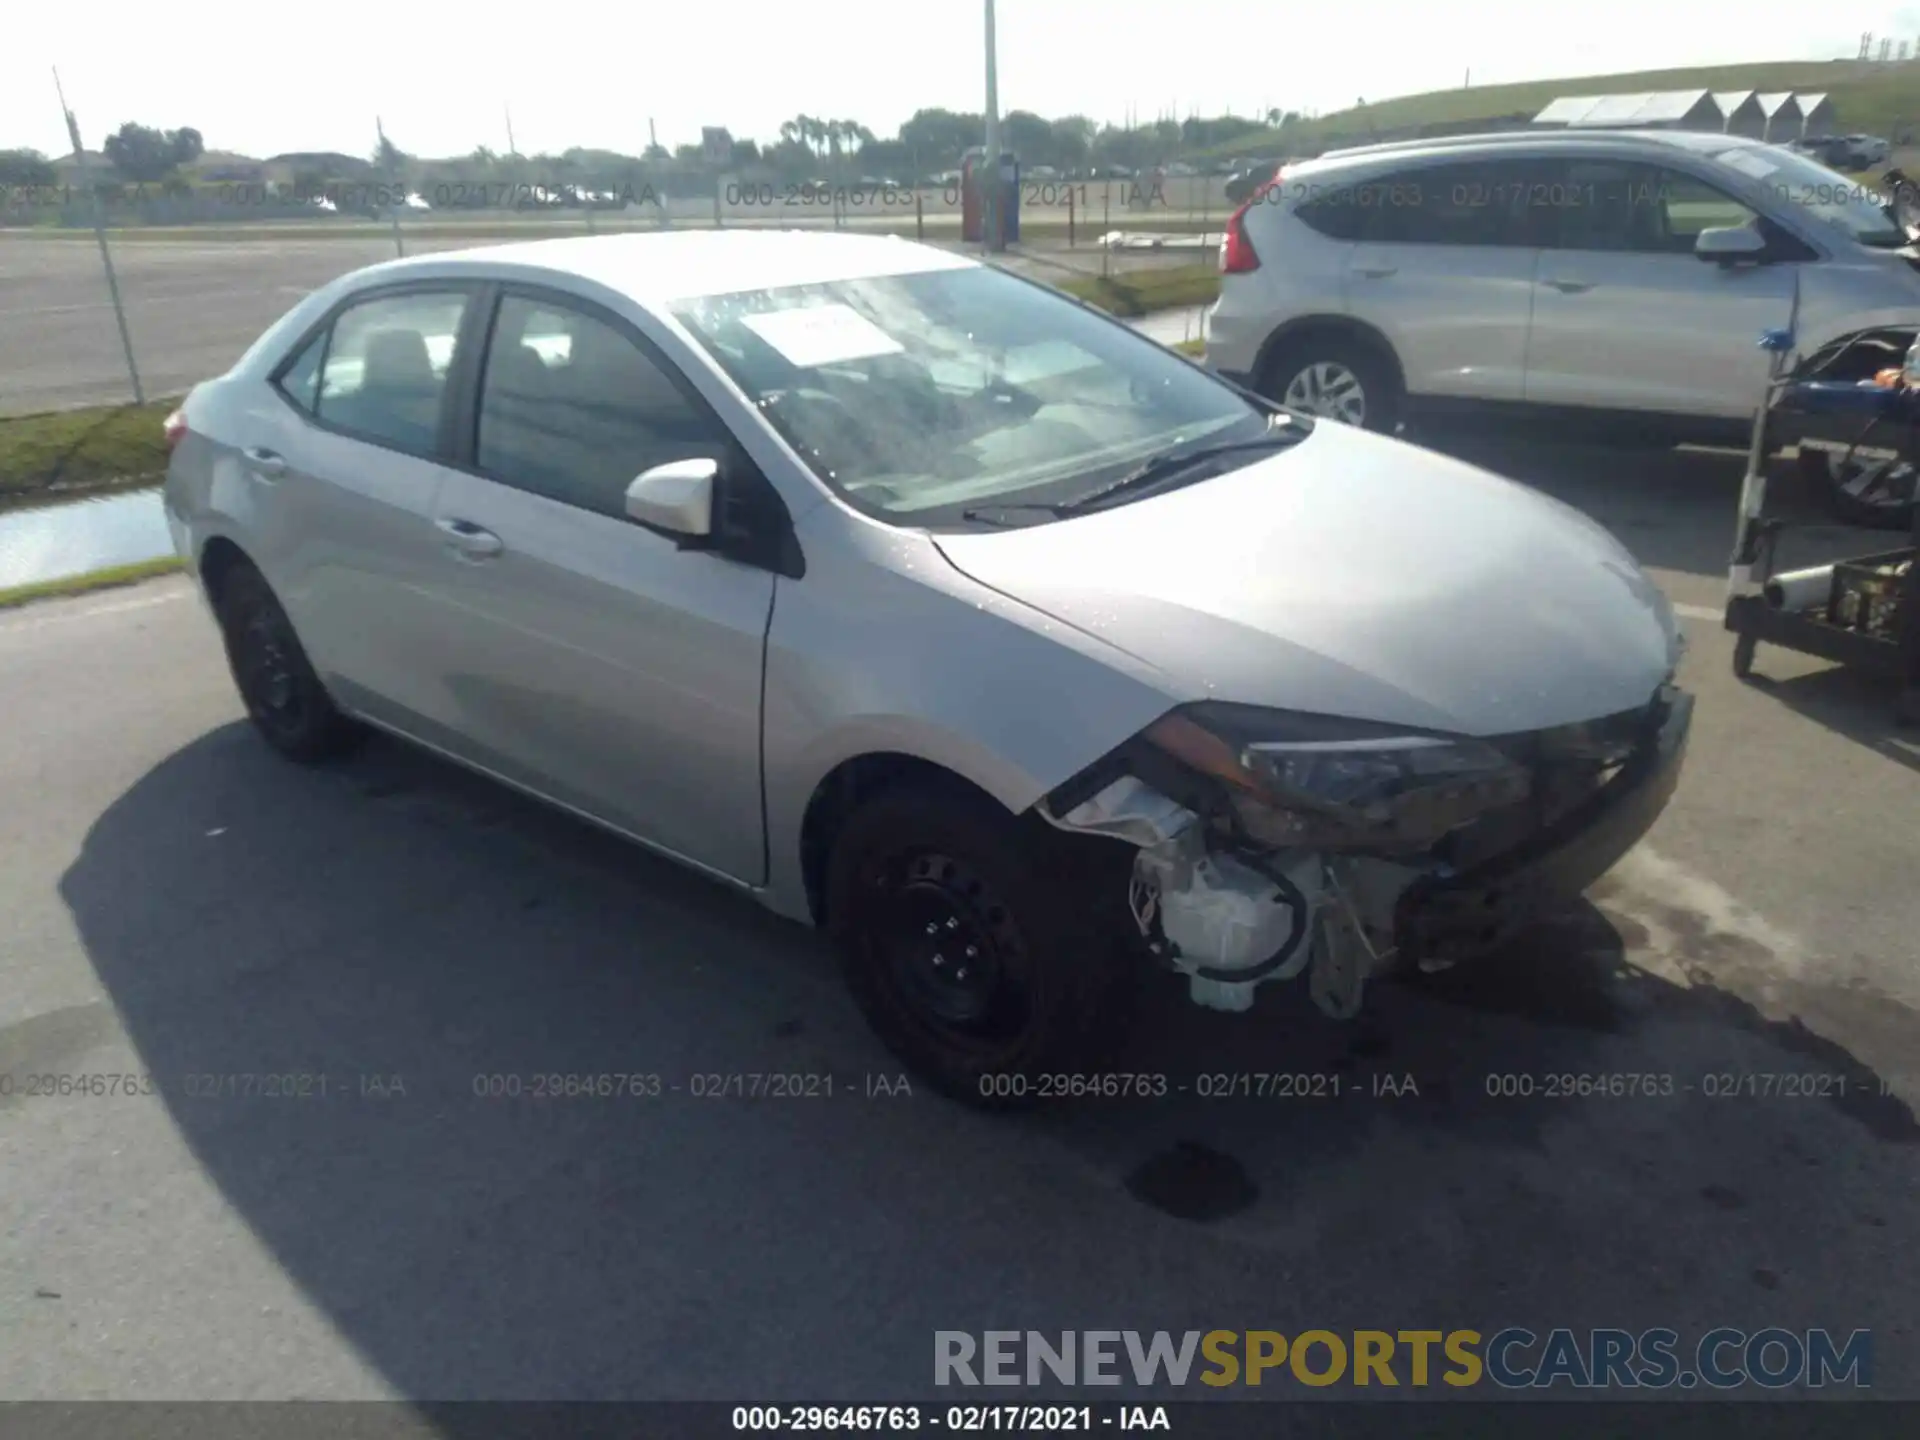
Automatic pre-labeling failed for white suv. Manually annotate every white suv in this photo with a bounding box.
[1206,129,1920,525]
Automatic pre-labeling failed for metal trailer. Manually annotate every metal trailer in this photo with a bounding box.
[1723,327,1920,724]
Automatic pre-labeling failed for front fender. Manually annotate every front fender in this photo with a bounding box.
[756,512,1182,923]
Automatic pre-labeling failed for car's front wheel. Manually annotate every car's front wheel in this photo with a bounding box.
[1797,447,1918,531]
[824,783,1135,1108]
[212,562,364,763]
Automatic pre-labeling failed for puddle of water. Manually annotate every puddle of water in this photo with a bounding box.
[0,487,171,590]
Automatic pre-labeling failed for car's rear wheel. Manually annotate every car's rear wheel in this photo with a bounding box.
[824,783,1134,1108]
[1263,335,1401,433]
[213,563,364,763]
[1796,447,1918,531]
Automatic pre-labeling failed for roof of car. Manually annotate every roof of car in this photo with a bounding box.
[357,228,978,303]
[1306,127,1767,170]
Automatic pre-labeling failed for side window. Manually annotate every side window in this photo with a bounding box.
[1294,190,1364,241]
[1360,161,1548,247]
[476,294,728,519]
[1549,162,1758,254]
[1652,169,1761,251]
[275,330,325,414]
[312,290,469,454]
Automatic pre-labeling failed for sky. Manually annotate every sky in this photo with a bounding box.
[8,0,1920,160]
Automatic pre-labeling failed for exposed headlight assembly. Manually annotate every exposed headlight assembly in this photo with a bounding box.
[1144,702,1530,852]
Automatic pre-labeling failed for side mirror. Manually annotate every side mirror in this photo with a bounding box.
[625,457,717,540]
[1695,226,1768,264]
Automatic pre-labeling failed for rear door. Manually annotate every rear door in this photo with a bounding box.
[1524,159,1803,418]
[249,284,479,727]
[419,286,776,883]
[1343,156,1550,401]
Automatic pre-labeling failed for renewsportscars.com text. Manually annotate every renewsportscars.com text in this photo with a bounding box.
[934,1328,1871,1390]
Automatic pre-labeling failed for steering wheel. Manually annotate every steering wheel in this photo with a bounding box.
[762,386,876,465]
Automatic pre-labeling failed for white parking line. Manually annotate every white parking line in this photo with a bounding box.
[1673,602,1721,623]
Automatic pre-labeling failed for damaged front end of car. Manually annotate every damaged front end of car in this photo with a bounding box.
[1037,687,1694,1019]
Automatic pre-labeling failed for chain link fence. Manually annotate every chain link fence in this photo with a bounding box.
[0,169,1227,421]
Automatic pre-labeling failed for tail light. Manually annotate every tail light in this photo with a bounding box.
[1221,202,1260,274]
[1220,167,1283,276]
[163,408,187,451]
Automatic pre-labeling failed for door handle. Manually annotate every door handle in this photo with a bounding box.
[241,446,286,478]
[436,517,504,559]
[1354,266,1397,279]
[1543,279,1594,294]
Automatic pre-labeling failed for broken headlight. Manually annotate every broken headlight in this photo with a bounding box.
[1144,702,1530,851]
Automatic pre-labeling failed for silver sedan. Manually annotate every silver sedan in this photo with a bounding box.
[164,230,1690,1106]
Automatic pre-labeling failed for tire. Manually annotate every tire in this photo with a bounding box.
[1732,633,1758,681]
[212,563,364,763]
[1796,447,1918,531]
[1261,334,1401,433]
[824,782,1137,1109]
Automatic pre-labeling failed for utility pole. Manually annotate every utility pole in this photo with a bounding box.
[504,103,518,157]
[982,0,1001,254]
[376,115,405,256]
[54,67,143,404]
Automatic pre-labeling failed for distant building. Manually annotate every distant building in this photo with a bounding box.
[1795,93,1836,137]
[1532,90,1722,129]
[1754,93,1800,141]
[1532,95,1604,127]
[1534,89,1839,140]
[1712,91,1766,138]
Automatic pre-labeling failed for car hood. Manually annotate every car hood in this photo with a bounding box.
[931,425,1681,737]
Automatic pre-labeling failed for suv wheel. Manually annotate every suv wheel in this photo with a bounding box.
[1796,448,1918,531]
[213,563,365,762]
[824,783,1135,1108]
[1264,336,1401,432]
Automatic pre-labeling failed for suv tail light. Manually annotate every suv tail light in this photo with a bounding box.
[1221,201,1260,274]
[1220,166,1284,275]
[163,408,187,451]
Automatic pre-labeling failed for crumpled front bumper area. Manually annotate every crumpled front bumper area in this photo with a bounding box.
[1393,688,1694,963]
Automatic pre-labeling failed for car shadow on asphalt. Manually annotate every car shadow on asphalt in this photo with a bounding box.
[1733,661,1920,776]
[56,724,1920,1403]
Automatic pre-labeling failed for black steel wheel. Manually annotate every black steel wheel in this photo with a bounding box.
[213,563,364,763]
[1797,447,1918,531]
[825,784,1133,1107]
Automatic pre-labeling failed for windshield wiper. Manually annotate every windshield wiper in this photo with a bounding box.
[1054,431,1305,515]
[957,503,1065,525]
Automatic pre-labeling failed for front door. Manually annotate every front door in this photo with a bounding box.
[1524,159,1801,419]
[421,288,776,883]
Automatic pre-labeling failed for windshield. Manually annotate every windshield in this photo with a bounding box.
[669,265,1269,524]
[1709,144,1908,247]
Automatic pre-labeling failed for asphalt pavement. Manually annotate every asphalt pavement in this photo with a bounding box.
[0,229,1203,417]
[1,431,1916,1405]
